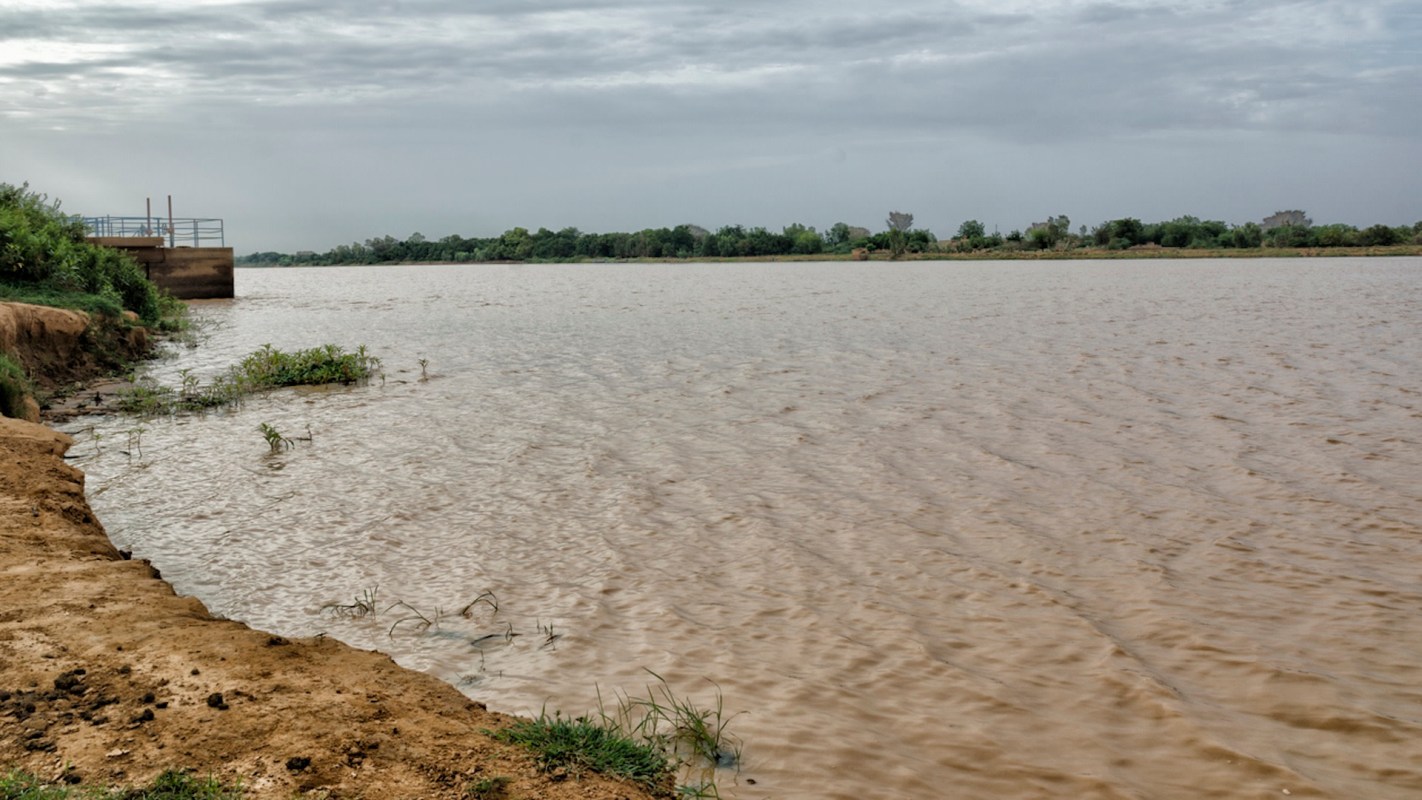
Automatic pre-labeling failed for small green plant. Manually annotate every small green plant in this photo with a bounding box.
[123,770,241,799]
[463,775,511,800]
[177,367,200,400]
[115,378,182,416]
[418,357,430,381]
[258,422,291,453]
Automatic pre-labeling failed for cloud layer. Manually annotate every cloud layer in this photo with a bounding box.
[3,0,1419,250]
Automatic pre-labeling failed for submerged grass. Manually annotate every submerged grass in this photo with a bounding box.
[117,343,380,416]
[0,769,240,799]
[603,671,742,781]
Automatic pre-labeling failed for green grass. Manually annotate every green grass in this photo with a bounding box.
[0,282,188,336]
[0,769,240,799]
[116,344,381,416]
[491,671,741,796]
[0,284,126,319]
[493,710,672,790]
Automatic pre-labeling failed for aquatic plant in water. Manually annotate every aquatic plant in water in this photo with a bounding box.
[258,422,291,453]
[117,343,381,416]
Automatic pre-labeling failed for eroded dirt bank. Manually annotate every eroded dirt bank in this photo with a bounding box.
[0,307,663,798]
[0,302,149,418]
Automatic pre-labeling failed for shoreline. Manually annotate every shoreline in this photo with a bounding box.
[0,310,664,798]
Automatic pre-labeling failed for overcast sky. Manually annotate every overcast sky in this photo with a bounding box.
[3,0,1419,253]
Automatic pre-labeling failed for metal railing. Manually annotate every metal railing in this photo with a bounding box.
[76,215,226,247]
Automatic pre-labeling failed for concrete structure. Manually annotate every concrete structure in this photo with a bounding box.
[89,237,234,300]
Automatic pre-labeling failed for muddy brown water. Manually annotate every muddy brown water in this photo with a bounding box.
[68,259,1422,799]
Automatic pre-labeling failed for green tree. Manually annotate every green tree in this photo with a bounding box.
[826,222,854,248]
[957,220,985,240]
[1357,224,1398,247]
[1313,224,1358,247]
[1093,217,1145,248]
[784,224,823,255]
[1263,224,1315,248]
[886,210,914,259]
[1228,223,1262,249]
[1026,215,1070,250]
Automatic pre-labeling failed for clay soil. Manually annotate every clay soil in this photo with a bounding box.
[0,304,666,799]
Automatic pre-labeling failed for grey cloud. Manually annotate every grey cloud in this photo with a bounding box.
[2,0,1418,251]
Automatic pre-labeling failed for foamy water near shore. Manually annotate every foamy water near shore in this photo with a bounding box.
[70,259,1422,799]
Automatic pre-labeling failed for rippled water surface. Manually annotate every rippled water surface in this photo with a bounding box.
[69,259,1422,799]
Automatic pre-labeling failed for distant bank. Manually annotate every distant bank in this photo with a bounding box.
[238,243,1422,268]
[238,213,1422,267]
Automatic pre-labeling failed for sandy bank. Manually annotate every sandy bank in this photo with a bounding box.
[0,310,662,798]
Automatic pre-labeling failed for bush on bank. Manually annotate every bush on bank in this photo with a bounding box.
[0,182,164,324]
[0,354,31,420]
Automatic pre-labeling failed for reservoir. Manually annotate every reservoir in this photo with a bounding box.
[68,258,1422,799]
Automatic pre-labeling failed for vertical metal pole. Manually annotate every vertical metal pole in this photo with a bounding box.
[167,195,174,248]
[146,197,152,237]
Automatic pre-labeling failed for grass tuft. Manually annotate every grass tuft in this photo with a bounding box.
[492,709,671,789]
[602,671,743,778]
[0,769,240,799]
[491,671,741,796]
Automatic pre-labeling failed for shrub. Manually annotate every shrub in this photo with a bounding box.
[0,354,31,419]
[0,182,163,323]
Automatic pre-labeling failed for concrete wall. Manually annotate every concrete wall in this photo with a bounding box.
[87,239,234,299]
[148,248,234,299]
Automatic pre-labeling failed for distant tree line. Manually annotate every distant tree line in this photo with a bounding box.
[239,210,1422,266]
[239,221,937,267]
[950,211,1422,253]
